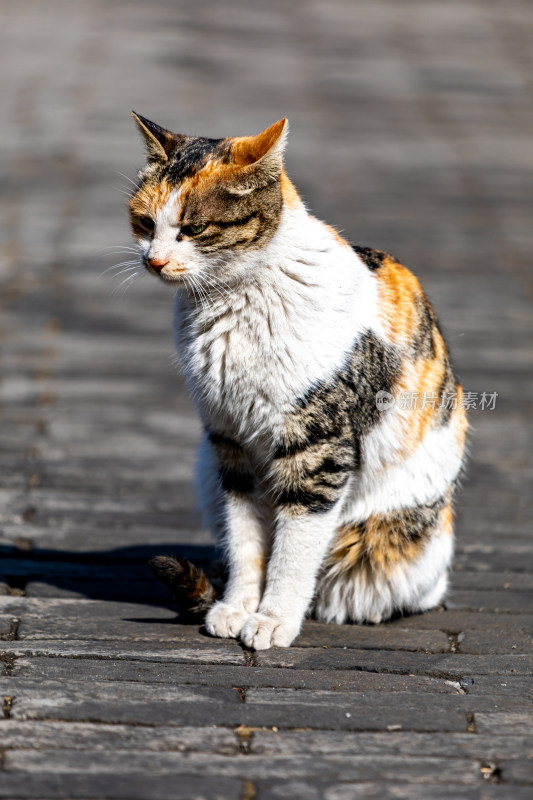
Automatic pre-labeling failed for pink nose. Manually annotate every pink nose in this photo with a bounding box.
[147,257,169,273]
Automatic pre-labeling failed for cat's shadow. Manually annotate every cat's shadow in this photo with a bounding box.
[0,542,216,621]
[0,544,431,633]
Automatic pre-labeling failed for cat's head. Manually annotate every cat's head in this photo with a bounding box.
[129,113,292,286]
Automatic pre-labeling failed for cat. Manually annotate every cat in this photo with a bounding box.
[129,113,468,650]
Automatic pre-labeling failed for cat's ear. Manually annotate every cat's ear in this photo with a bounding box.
[228,118,288,194]
[132,112,186,162]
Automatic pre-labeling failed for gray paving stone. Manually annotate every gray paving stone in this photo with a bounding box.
[2,750,486,785]
[0,614,16,637]
[446,590,533,614]
[2,679,249,727]
[460,675,533,698]
[1,678,471,731]
[0,721,240,753]
[451,573,533,592]
[293,620,451,652]
[475,712,533,736]
[318,785,533,800]
[250,730,533,760]
[0,773,244,800]
[454,630,533,655]
[0,639,245,665]
[387,609,533,633]
[254,647,533,677]
[499,760,533,785]
[9,657,467,693]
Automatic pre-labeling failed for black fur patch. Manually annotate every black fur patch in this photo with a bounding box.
[272,330,401,514]
[387,495,446,544]
[165,137,230,184]
[352,245,397,272]
[219,469,255,495]
[411,293,439,359]
[208,431,255,496]
[305,330,400,453]
[276,486,342,514]
[435,356,458,426]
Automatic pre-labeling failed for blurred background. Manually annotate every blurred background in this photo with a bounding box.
[1,0,532,593]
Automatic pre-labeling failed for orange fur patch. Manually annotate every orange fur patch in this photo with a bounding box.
[330,497,452,579]
[452,386,469,449]
[377,260,422,348]
[280,172,302,209]
[331,519,420,578]
[253,555,266,573]
[231,119,287,166]
[377,260,454,456]
[440,500,454,537]
[129,178,175,219]
[394,336,448,454]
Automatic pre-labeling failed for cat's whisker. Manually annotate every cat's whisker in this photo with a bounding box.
[118,270,141,287]
[100,262,140,277]
[99,246,141,257]
[111,269,142,298]
[102,245,140,251]
[188,273,212,317]
[202,275,232,310]
[114,186,136,197]
[107,259,140,268]
[190,277,210,317]
[101,259,139,272]
[199,274,223,308]
[116,170,140,189]
[196,268,232,300]
[112,267,143,280]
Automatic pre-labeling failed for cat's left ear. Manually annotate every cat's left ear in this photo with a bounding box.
[132,112,186,162]
[228,118,288,194]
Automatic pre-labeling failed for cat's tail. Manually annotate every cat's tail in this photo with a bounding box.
[149,555,219,621]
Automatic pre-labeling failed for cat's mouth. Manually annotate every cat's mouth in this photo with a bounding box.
[158,267,187,283]
[144,259,187,282]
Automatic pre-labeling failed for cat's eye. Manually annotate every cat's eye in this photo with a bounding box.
[138,216,155,233]
[182,223,208,237]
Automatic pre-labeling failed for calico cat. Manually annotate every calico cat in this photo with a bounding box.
[129,113,467,650]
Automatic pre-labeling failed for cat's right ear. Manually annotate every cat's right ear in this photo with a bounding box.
[227,118,289,194]
[132,112,185,162]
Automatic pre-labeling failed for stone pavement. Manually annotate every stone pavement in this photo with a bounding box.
[1,0,532,797]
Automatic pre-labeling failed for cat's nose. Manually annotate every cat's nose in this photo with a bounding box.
[147,256,169,273]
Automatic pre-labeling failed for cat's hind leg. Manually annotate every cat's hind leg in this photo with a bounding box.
[314,495,454,625]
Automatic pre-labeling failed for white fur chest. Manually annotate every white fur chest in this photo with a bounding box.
[173,210,381,449]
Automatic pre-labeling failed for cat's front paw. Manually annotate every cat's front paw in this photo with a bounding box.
[240,611,300,650]
[205,601,252,640]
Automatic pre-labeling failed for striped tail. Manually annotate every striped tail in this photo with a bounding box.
[149,555,219,621]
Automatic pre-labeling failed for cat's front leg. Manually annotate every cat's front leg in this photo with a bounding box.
[205,493,269,638]
[241,440,352,650]
[240,504,345,649]
[203,433,268,640]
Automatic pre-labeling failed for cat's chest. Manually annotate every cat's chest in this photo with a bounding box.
[173,252,378,443]
[177,302,309,439]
